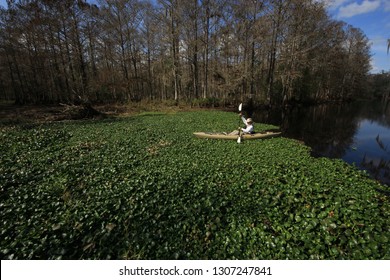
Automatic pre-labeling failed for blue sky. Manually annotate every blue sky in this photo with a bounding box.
[320,0,390,73]
[0,0,389,73]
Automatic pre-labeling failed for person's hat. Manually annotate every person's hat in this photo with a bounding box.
[247,118,253,124]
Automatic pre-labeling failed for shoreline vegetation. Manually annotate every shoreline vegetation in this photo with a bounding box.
[1,108,389,259]
[0,96,383,124]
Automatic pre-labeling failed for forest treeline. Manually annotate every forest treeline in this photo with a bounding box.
[0,0,376,106]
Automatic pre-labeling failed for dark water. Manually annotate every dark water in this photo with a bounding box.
[251,101,390,187]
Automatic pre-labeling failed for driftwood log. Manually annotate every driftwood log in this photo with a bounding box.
[59,102,105,120]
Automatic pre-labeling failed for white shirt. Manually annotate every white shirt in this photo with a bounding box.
[241,116,254,134]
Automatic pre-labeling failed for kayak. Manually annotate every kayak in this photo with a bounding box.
[193,130,282,140]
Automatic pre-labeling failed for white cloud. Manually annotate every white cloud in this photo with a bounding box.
[316,0,352,9]
[370,58,379,73]
[369,55,390,73]
[371,39,387,54]
[338,0,381,18]
[384,0,390,11]
[329,0,353,9]
[369,36,390,73]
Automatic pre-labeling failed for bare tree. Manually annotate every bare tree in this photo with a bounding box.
[0,0,374,106]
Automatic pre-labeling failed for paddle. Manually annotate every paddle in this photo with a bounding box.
[237,103,242,143]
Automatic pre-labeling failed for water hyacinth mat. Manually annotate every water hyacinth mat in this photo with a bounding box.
[1,111,389,259]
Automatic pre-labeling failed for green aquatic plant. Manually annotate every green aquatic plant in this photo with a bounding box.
[0,111,389,259]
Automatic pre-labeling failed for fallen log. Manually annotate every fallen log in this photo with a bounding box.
[59,102,105,120]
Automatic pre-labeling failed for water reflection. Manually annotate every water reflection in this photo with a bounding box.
[251,101,390,187]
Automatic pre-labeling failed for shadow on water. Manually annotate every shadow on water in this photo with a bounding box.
[251,100,390,188]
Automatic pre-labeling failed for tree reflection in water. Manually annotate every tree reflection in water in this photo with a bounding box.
[361,133,390,188]
[252,100,390,188]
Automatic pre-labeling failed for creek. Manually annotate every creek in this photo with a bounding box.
[251,100,390,187]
